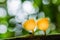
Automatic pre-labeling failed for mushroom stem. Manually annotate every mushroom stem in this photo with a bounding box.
[30,30,34,38]
[32,29,34,35]
[44,30,46,40]
[44,30,46,36]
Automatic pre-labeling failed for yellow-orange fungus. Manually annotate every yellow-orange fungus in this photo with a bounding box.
[23,19,36,31]
[37,18,49,31]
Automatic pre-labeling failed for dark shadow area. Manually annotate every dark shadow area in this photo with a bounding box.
[8,35,60,40]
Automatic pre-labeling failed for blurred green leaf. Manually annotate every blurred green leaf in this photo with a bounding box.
[34,0,42,7]
[0,31,15,39]
[22,29,29,35]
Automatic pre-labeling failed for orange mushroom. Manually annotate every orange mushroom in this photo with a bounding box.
[23,19,36,33]
[37,18,49,31]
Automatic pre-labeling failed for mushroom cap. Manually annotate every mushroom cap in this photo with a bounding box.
[23,19,36,31]
[37,18,49,31]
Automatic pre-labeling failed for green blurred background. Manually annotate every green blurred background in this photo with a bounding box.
[0,0,60,39]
